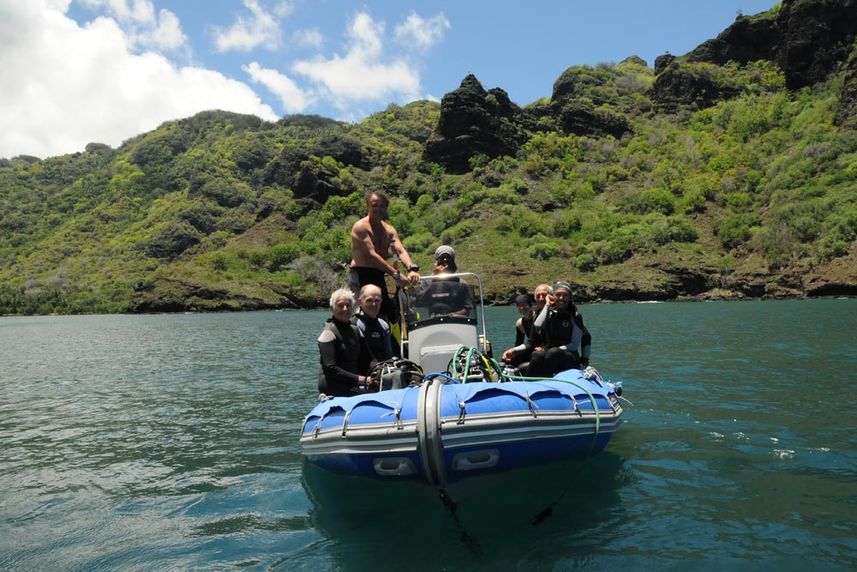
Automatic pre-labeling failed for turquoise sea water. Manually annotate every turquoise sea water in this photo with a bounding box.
[1,299,855,570]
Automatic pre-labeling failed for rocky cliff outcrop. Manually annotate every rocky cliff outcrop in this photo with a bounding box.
[654,54,676,75]
[651,62,741,112]
[776,0,857,89]
[424,70,633,172]
[548,67,632,137]
[423,75,533,173]
[685,11,779,67]
[262,137,365,201]
[552,101,631,139]
[652,0,857,111]
[685,0,857,90]
[835,50,857,129]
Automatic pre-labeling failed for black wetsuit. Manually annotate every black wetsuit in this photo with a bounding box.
[508,315,536,368]
[525,306,591,377]
[355,313,399,373]
[317,317,369,397]
[515,315,535,346]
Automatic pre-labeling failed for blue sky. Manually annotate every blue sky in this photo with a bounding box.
[1,0,779,159]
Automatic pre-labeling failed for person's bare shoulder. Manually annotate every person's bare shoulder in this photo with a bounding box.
[352,216,369,235]
[382,220,398,236]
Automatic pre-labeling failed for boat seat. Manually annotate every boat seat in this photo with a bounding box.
[418,344,463,374]
[407,321,478,373]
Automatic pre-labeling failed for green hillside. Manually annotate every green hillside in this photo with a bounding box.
[2,8,857,315]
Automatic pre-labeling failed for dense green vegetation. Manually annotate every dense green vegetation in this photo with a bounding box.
[1,58,856,314]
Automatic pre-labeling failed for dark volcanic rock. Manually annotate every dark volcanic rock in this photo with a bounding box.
[554,101,631,138]
[551,67,609,103]
[835,50,857,129]
[262,137,365,200]
[292,167,340,201]
[550,66,633,138]
[776,0,857,89]
[684,0,857,90]
[686,13,779,67]
[651,63,740,112]
[654,54,677,75]
[423,74,532,173]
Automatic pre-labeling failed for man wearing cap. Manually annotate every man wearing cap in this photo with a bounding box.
[524,281,591,377]
[349,191,420,321]
[501,294,537,368]
[415,245,474,317]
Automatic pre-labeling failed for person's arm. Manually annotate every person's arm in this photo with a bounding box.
[514,318,525,346]
[533,303,550,330]
[389,226,420,287]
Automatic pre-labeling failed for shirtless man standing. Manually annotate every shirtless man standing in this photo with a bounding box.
[349,191,420,321]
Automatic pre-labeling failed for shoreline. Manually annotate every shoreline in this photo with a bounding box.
[3,293,855,318]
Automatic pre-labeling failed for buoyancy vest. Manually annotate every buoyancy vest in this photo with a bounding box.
[355,313,398,364]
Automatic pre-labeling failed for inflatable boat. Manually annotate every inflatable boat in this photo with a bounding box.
[300,273,623,487]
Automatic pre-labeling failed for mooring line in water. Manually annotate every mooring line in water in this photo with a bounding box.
[529,458,592,526]
[438,488,483,557]
[530,378,603,526]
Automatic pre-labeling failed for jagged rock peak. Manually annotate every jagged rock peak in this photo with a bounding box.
[423,74,531,173]
[654,54,677,75]
[459,73,488,95]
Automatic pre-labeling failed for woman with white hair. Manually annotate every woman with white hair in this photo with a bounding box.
[317,287,372,397]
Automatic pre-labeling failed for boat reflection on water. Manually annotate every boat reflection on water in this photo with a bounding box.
[300,450,629,556]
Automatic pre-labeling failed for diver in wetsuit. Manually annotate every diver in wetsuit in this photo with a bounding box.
[501,293,537,369]
[524,281,591,377]
[317,288,373,397]
[354,284,399,374]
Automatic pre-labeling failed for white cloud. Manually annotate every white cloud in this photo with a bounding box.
[394,12,450,51]
[243,61,308,113]
[0,1,277,158]
[291,12,420,109]
[273,1,293,19]
[78,0,187,52]
[292,28,324,50]
[213,0,281,52]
